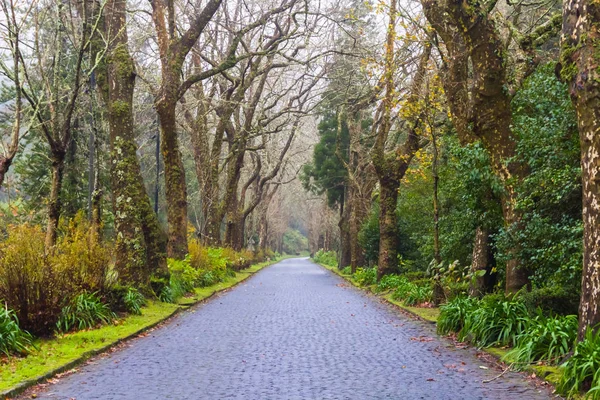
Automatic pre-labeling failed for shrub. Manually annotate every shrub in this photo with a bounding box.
[51,212,111,294]
[0,224,59,335]
[105,284,145,314]
[443,281,470,301]
[353,267,377,287]
[0,304,34,356]
[340,266,352,275]
[437,296,480,336]
[558,328,600,399]
[460,295,531,347]
[56,292,116,333]
[313,249,337,267]
[519,286,580,316]
[0,217,112,336]
[123,288,146,315]
[375,274,408,292]
[505,314,577,366]
[403,284,433,306]
[403,271,428,282]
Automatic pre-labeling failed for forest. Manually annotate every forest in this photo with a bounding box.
[0,0,599,397]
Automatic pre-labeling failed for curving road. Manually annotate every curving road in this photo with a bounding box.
[28,258,556,400]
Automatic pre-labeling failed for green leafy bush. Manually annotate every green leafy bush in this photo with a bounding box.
[403,285,433,306]
[0,304,34,356]
[375,274,409,292]
[519,286,580,316]
[340,266,352,275]
[56,292,116,333]
[505,314,577,366]
[403,271,428,282]
[460,295,531,347]
[437,296,480,336]
[123,288,146,315]
[353,267,377,287]
[0,217,112,336]
[558,328,600,399]
[444,281,470,300]
[313,249,337,267]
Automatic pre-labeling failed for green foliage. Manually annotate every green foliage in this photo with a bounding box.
[0,304,34,356]
[404,285,433,306]
[56,292,116,333]
[0,217,111,335]
[519,286,580,316]
[123,288,146,315]
[558,328,600,399]
[358,200,421,268]
[389,279,432,306]
[437,296,480,336]
[353,267,377,287]
[300,111,349,208]
[505,314,577,366]
[282,229,308,254]
[498,63,581,290]
[340,266,352,275]
[460,295,531,347]
[375,274,409,292]
[313,249,337,267]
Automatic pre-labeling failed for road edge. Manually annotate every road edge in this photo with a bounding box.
[2,257,282,399]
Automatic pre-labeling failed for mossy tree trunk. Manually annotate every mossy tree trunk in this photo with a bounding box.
[149,0,223,258]
[469,226,490,297]
[371,3,430,280]
[45,154,65,249]
[96,0,168,286]
[422,0,530,294]
[561,0,600,339]
[155,97,189,259]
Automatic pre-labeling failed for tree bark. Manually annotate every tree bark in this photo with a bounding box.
[45,155,65,249]
[155,101,188,258]
[561,0,600,338]
[422,0,530,294]
[96,0,168,285]
[469,226,490,297]
[377,180,400,279]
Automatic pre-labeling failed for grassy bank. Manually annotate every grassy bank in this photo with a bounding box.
[0,256,282,397]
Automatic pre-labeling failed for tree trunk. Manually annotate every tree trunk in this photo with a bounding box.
[348,191,365,273]
[377,180,399,279]
[45,154,65,249]
[156,101,188,259]
[338,198,352,269]
[469,226,490,297]
[561,0,600,338]
[98,0,168,286]
[0,157,13,189]
[422,0,530,294]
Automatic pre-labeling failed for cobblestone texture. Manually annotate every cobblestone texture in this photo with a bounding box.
[30,258,556,399]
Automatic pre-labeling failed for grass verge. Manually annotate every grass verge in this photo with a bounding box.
[314,260,561,389]
[1,257,283,398]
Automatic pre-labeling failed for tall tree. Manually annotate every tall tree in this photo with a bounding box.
[371,0,431,279]
[561,0,600,338]
[93,0,168,286]
[421,0,560,293]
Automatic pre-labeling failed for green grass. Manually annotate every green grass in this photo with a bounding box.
[177,258,279,306]
[1,257,282,394]
[0,301,178,392]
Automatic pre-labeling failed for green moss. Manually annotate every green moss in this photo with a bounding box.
[111,100,131,117]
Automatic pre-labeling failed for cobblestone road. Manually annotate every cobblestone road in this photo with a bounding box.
[29,258,556,400]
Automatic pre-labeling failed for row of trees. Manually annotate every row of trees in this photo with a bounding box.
[0,0,323,289]
[303,0,600,340]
